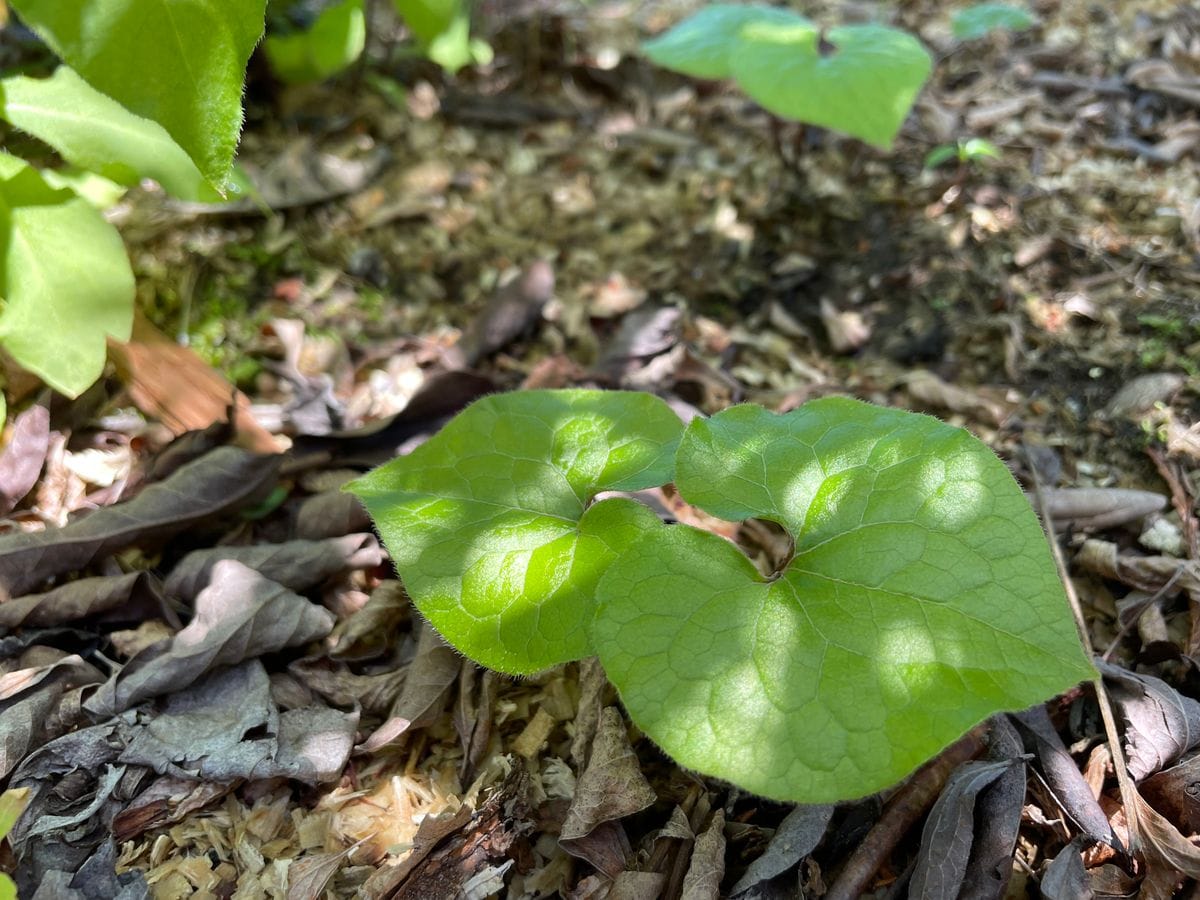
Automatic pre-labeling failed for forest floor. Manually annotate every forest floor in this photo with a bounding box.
[1,0,1199,897]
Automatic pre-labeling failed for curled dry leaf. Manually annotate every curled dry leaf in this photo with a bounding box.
[1077,538,1200,600]
[361,622,460,751]
[1013,706,1121,849]
[560,707,657,876]
[910,759,1020,900]
[1039,488,1168,531]
[680,808,725,900]
[84,560,335,718]
[165,533,383,600]
[1098,660,1200,781]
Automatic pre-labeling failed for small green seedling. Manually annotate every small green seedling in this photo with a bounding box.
[951,3,1038,41]
[924,136,1001,170]
[348,390,1094,802]
[642,4,932,149]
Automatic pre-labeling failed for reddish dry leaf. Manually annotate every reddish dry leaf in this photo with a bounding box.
[1142,752,1200,835]
[0,446,280,599]
[108,309,281,453]
[0,403,49,514]
[164,533,383,600]
[112,775,236,843]
[85,561,334,717]
[1134,787,1200,893]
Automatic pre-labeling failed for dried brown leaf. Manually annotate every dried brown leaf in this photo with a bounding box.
[85,561,334,717]
[0,446,280,599]
[165,533,383,600]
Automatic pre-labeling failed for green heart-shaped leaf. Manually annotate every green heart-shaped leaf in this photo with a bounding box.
[731,21,932,149]
[642,4,803,81]
[346,390,683,674]
[594,397,1093,802]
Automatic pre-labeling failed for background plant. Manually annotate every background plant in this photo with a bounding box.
[0,0,480,424]
[642,3,932,150]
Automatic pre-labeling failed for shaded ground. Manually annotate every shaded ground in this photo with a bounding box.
[1,0,1198,897]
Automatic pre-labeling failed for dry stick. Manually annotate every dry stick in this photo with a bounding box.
[1028,468,1142,854]
[824,727,986,900]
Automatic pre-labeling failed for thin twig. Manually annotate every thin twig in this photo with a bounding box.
[1027,461,1141,854]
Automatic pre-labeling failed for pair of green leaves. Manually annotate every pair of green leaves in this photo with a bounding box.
[642,4,932,149]
[0,0,267,400]
[348,390,1094,802]
[264,0,490,85]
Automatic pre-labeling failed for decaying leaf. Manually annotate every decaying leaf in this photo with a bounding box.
[0,403,50,514]
[164,533,383,600]
[560,707,657,876]
[680,808,725,900]
[730,803,833,896]
[1039,489,1168,532]
[910,759,1019,899]
[0,653,105,779]
[361,621,461,750]
[85,561,334,718]
[118,661,357,784]
[0,572,165,634]
[1099,660,1200,781]
[1013,706,1121,849]
[0,447,280,599]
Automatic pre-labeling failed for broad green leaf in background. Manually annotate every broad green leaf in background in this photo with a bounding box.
[346,390,683,673]
[733,19,931,149]
[0,66,220,202]
[8,0,268,191]
[643,4,932,149]
[642,3,800,80]
[594,398,1094,802]
[0,151,134,397]
[265,0,366,85]
[952,3,1038,40]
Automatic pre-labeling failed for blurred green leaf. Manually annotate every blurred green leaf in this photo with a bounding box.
[0,65,220,201]
[9,0,267,191]
[0,151,134,396]
[265,0,366,84]
[951,3,1037,40]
